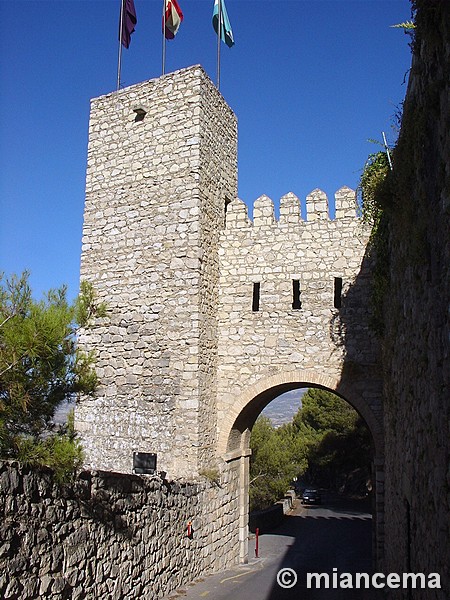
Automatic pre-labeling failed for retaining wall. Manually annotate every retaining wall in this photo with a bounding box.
[0,461,240,600]
[382,3,449,597]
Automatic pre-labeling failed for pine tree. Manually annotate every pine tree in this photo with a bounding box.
[0,272,106,477]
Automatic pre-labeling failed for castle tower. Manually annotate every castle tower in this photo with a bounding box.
[76,66,237,478]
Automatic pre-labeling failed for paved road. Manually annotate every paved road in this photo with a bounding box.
[165,494,382,600]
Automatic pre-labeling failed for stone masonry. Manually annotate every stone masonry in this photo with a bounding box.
[77,65,237,477]
[381,3,450,596]
[217,188,381,456]
[0,461,240,599]
[216,189,384,562]
[76,64,384,564]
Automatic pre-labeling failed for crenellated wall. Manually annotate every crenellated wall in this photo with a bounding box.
[216,186,384,563]
[76,65,385,569]
[216,186,380,445]
[225,187,358,228]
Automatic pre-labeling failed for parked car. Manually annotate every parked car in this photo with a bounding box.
[301,488,321,505]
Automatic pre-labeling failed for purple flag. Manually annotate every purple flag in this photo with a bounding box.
[120,0,137,49]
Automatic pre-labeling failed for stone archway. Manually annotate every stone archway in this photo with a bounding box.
[218,370,385,565]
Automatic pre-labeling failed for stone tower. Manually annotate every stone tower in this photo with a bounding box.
[77,64,385,565]
[76,66,237,477]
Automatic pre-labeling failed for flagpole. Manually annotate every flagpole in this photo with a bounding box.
[216,0,222,89]
[382,131,393,171]
[162,0,166,75]
[117,0,125,90]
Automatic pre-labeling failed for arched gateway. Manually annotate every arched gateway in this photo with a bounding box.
[76,66,384,568]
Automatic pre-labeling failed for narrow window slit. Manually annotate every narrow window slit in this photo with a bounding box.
[334,277,343,308]
[224,196,232,227]
[252,282,260,312]
[292,280,302,309]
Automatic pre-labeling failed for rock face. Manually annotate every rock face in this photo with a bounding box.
[0,461,240,599]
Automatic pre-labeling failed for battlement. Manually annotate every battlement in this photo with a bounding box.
[77,66,375,483]
[219,183,371,321]
[224,186,359,229]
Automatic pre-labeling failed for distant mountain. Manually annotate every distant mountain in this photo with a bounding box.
[261,389,307,427]
[52,399,74,426]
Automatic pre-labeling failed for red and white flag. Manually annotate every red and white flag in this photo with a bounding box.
[163,0,183,40]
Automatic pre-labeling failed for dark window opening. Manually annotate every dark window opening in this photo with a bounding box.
[252,282,261,312]
[292,280,302,309]
[334,277,343,309]
[133,107,147,122]
[224,196,232,227]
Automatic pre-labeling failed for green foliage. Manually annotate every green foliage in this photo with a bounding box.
[294,388,356,433]
[15,427,84,484]
[74,280,107,327]
[357,150,393,337]
[390,21,416,30]
[199,467,220,484]
[358,151,391,227]
[293,389,372,491]
[0,272,105,477]
[249,416,307,511]
[250,389,372,509]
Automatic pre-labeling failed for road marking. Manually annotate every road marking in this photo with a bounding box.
[199,592,210,597]
[220,571,253,584]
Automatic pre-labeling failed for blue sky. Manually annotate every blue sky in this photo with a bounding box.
[0,0,413,302]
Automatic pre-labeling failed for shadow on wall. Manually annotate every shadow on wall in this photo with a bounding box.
[331,245,383,455]
[328,242,386,567]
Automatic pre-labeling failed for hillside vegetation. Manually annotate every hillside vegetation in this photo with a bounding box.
[249,388,372,511]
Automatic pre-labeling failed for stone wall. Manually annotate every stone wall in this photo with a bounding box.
[76,65,237,478]
[76,63,386,567]
[216,189,385,565]
[216,188,382,452]
[0,460,240,600]
[76,62,384,483]
[219,188,373,381]
[382,2,449,597]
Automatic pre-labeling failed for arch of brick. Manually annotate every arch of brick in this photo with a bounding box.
[218,370,383,457]
[217,369,384,563]
[76,66,384,567]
